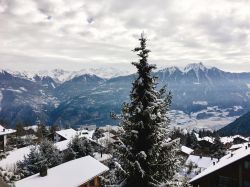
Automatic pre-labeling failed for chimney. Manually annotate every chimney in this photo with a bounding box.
[40,166,47,177]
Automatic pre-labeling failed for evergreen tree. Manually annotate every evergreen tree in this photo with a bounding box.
[36,124,49,140]
[38,139,62,167]
[92,128,104,140]
[17,146,42,177]
[17,140,62,178]
[186,131,198,149]
[211,135,225,159]
[50,125,60,134]
[66,136,94,159]
[16,124,26,137]
[114,34,181,187]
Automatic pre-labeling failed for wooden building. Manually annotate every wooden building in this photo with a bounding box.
[0,125,16,151]
[190,145,250,187]
[15,156,109,187]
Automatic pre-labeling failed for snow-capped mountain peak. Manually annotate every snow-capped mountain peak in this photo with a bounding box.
[158,66,180,75]
[184,62,207,73]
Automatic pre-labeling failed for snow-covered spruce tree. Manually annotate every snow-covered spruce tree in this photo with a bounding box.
[38,139,62,167]
[114,34,181,187]
[17,140,62,178]
[211,135,225,159]
[17,146,42,177]
[65,136,94,160]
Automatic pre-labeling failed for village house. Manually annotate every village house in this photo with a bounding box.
[15,156,109,187]
[220,135,249,149]
[0,125,16,151]
[52,128,95,142]
[232,135,249,144]
[190,144,250,187]
[53,128,77,142]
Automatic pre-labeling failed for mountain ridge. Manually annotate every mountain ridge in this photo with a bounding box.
[1,62,250,128]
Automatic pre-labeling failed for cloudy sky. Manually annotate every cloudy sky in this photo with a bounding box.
[1,0,250,73]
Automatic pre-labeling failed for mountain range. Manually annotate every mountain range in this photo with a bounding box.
[1,62,250,129]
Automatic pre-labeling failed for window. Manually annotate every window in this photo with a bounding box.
[244,161,250,170]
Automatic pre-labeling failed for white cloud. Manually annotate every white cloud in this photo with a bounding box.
[0,0,250,73]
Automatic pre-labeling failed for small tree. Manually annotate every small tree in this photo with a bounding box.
[112,34,181,187]
[186,131,198,149]
[66,136,94,160]
[16,124,26,137]
[17,140,62,178]
[36,124,49,140]
[17,146,42,177]
[50,125,60,134]
[211,135,225,159]
[39,139,62,167]
[92,128,104,140]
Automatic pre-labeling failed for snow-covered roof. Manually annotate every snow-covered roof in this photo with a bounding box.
[15,156,109,187]
[181,146,194,155]
[55,129,76,140]
[220,136,233,144]
[0,125,16,136]
[78,129,95,140]
[56,128,94,141]
[198,136,214,144]
[229,143,246,150]
[54,139,70,152]
[0,146,32,170]
[190,145,250,183]
[24,125,38,132]
[220,135,248,145]
[232,135,249,142]
[186,155,218,170]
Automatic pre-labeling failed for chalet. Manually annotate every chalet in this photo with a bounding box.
[23,125,38,132]
[15,156,109,187]
[53,128,95,142]
[197,137,214,154]
[0,125,16,151]
[54,128,77,142]
[233,135,249,144]
[181,146,194,157]
[190,144,250,187]
[220,135,249,145]
[97,132,120,147]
